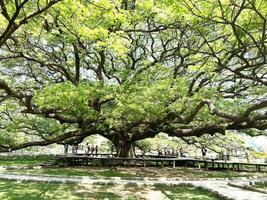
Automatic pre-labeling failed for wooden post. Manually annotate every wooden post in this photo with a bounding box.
[197,161,201,169]
[65,158,68,167]
[257,165,261,172]
[205,161,208,170]
[173,160,175,168]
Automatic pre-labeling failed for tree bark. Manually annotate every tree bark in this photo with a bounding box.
[113,139,135,158]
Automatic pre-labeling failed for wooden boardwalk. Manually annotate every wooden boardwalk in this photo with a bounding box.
[53,154,267,172]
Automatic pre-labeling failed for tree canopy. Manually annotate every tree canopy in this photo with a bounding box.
[0,0,266,157]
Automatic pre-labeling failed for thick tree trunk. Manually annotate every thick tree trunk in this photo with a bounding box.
[114,140,135,158]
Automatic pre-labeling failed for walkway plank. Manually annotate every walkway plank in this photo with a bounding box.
[55,155,267,172]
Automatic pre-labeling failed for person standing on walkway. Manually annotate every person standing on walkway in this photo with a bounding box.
[221,149,226,161]
[175,147,179,157]
[157,148,163,156]
[164,147,167,155]
[201,147,207,160]
[226,147,231,161]
[180,147,185,157]
[95,145,98,156]
[64,143,69,154]
[245,147,250,163]
[91,145,95,156]
[171,148,175,156]
[72,145,76,154]
[85,143,90,155]
[74,144,78,154]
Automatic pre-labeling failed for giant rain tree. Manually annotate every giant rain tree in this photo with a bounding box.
[0,0,266,157]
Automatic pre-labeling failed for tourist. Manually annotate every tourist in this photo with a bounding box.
[95,145,98,156]
[157,148,163,156]
[164,147,167,155]
[201,146,207,160]
[167,148,171,155]
[171,148,175,156]
[245,147,250,163]
[75,144,78,154]
[85,143,90,155]
[221,149,226,161]
[176,147,180,157]
[91,144,95,156]
[72,145,78,154]
[180,147,185,157]
[226,147,231,161]
[64,143,69,154]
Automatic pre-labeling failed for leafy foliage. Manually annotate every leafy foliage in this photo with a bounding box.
[0,0,266,155]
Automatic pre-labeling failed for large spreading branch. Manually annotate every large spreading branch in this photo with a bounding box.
[0,0,61,47]
[0,129,92,152]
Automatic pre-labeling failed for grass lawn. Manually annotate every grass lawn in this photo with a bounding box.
[5,166,265,179]
[1,155,265,179]
[254,181,267,189]
[0,180,225,200]
[5,167,135,177]
[0,155,51,166]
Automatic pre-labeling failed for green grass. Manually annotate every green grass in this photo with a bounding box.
[97,170,134,177]
[5,166,265,179]
[0,180,225,200]
[254,181,267,189]
[7,167,134,177]
[0,155,51,166]
[182,169,259,178]
[1,155,265,179]
[153,184,224,200]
